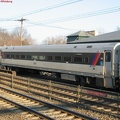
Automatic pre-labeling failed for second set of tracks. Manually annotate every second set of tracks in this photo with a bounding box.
[0,86,96,120]
[0,71,119,119]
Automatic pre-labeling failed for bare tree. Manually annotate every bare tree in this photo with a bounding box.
[0,28,11,46]
[0,27,36,46]
[9,27,36,46]
[43,35,67,44]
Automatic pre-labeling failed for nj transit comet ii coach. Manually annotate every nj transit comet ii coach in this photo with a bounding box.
[0,42,120,89]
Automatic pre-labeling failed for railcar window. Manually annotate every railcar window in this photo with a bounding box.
[27,55,31,60]
[39,56,45,61]
[47,56,52,61]
[6,54,10,58]
[84,57,89,63]
[87,46,92,48]
[21,55,25,59]
[74,56,82,63]
[55,56,61,61]
[32,55,38,60]
[105,52,111,62]
[11,55,14,59]
[16,55,19,59]
[64,57,71,62]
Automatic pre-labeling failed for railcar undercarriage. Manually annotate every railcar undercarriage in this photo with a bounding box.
[1,65,120,90]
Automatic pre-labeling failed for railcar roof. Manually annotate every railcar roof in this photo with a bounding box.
[1,42,120,52]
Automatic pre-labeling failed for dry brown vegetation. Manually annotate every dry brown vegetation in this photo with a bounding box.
[0,27,36,46]
[42,35,67,44]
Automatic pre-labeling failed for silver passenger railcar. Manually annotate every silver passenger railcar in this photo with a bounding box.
[0,42,120,89]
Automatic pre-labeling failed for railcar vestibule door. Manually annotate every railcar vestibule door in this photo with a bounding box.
[104,51,112,76]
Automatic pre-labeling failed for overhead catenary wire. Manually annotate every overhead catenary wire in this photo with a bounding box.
[2,6,120,32]
[36,6,120,24]
[0,0,83,21]
[26,21,75,30]
[19,6,120,30]
[4,20,78,32]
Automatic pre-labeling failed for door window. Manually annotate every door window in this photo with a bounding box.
[105,52,111,62]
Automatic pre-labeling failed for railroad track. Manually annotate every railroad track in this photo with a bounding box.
[0,86,97,120]
[79,87,120,118]
[0,71,119,119]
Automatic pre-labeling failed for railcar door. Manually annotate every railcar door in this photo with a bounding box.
[104,51,112,76]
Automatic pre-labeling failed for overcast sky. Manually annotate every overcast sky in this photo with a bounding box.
[0,0,120,44]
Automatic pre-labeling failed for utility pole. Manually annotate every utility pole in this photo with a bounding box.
[0,0,12,3]
[16,17,27,46]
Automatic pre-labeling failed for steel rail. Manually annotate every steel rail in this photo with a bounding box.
[0,96,53,120]
[0,86,97,120]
